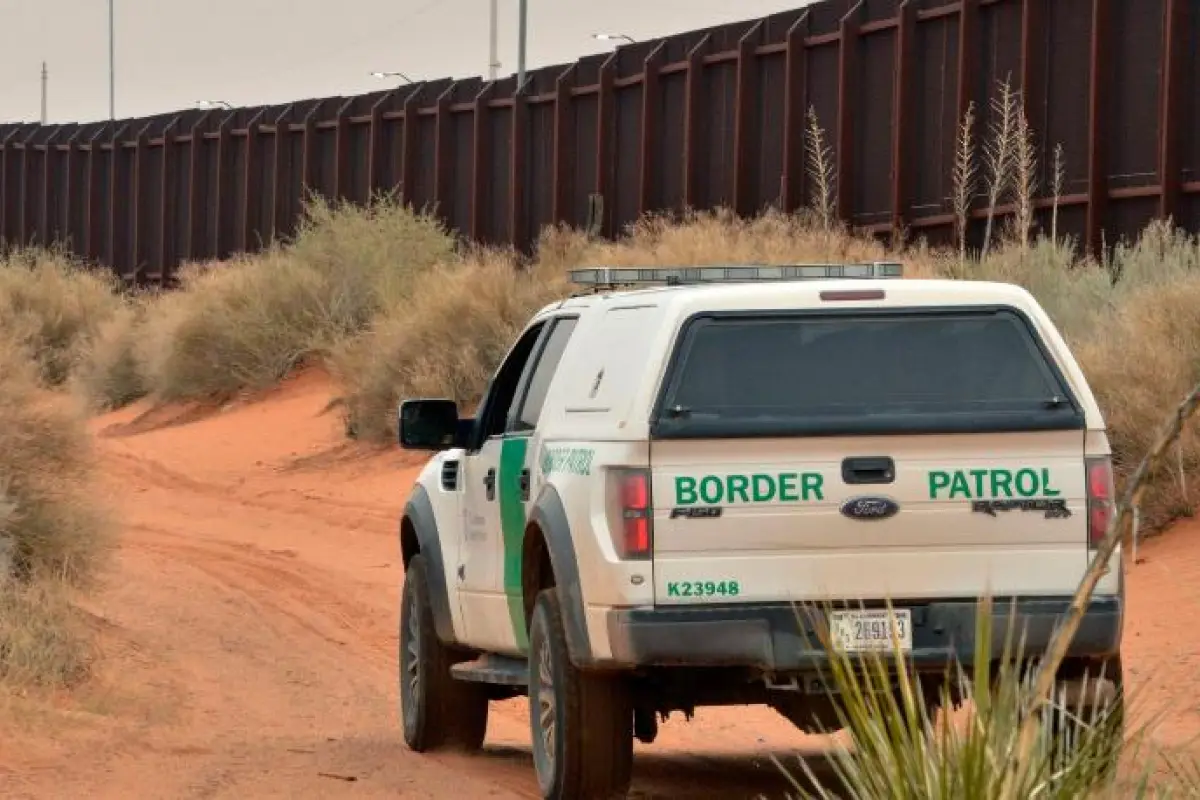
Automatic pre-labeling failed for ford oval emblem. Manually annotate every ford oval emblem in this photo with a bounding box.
[840,496,900,521]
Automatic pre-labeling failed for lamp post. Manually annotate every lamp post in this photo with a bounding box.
[516,0,528,92]
[592,33,636,44]
[108,0,115,119]
[488,0,500,81]
[40,62,47,124]
[370,70,414,84]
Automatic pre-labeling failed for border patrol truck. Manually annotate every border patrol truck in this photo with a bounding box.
[394,263,1123,799]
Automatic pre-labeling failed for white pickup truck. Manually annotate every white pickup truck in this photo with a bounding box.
[394,262,1123,799]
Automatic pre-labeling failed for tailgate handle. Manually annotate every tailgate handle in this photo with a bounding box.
[842,457,895,485]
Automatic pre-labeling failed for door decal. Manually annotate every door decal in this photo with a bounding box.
[499,433,531,651]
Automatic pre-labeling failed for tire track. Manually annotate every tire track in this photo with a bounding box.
[127,523,396,670]
[102,447,400,530]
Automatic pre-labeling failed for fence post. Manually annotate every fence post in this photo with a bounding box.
[733,22,764,217]
[638,41,667,217]
[63,124,87,255]
[835,2,864,224]
[1158,0,1187,222]
[682,34,711,211]
[595,52,617,239]
[552,64,578,226]
[1084,0,1112,257]
[470,80,496,241]
[780,12,811,212]
[890,1,917,243]
[511,77,530,253]
[102,122,127,272]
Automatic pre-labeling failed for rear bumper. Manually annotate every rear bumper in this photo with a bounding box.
[604,596,1122,671]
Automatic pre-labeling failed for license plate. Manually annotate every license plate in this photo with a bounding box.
[829,608,913,653]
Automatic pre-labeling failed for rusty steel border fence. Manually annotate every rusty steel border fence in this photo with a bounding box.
[1,0,1198,284]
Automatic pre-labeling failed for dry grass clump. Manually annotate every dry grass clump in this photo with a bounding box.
[287,193,459,315]
[0,341,112,689]
[134,198,457,402]
[0,581,92,688]
[136,254,337,400]
[937,238,1114,339]
[1075,272,1200,532]
[578,208,921,273]
[331,245,572,442]
[71,297,150,412]
[0,342,113,586]
[0,248,125,388]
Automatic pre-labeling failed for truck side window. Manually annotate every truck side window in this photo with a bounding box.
[472,321,547,447]
[511,317,578,433]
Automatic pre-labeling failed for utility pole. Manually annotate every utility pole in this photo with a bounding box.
[40,62,47,124]
[516,0,527,91]
[108,0,115,119]
[488,0,499,81]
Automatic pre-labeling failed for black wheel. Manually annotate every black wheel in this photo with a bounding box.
[528,588,633,800]
[399,554,489,752]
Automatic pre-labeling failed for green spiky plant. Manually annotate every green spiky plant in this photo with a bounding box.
[772,599,1143,799]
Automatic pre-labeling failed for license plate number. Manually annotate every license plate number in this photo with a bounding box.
[829,609,913,653]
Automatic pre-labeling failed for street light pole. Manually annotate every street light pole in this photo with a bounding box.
[593,33,636,45]
[516,0,528,91]
[370,70,414,84]
[40,62,47,124]
[488,0,499,81]
[108,0,115,119]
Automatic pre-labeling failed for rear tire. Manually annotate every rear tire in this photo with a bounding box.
[399,554,489,752]
[528,588,633,800]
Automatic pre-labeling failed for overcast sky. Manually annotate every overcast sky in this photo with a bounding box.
[1,0,818,124]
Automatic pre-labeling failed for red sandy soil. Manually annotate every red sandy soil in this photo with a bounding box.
[0,369,1197,798]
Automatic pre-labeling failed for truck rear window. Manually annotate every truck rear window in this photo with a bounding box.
[652,309,1084,439]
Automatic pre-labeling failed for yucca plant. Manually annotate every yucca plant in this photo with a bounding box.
[773,599,1143,799]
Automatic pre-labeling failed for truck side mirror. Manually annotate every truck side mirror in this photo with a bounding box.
[397,399,461,451]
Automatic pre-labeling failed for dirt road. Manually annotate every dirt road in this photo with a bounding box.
[2,370,1198,798]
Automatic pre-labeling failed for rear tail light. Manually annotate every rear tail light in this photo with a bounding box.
[606,468,653,560]
[1085,456,1114,549]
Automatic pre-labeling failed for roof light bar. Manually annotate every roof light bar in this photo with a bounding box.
[568,262,903,291]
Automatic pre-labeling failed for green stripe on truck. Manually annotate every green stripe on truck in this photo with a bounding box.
[499,434,531,652]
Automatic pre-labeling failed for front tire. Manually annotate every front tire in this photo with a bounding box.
[528,589,633,799]
[399,554,489,752]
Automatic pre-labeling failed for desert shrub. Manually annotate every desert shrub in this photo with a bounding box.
[944,237,1116,340]
[0,342,113,585]
[0,581,92,688]
[287,193,459,319]
[577,208,923,273]
[71,297,150,412]
[0,342,111,688]
[0,248,124,387]
[331,246,571,442]
[1074,273,1200,532]
[136,254,333,400]
[134,198,456,402]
